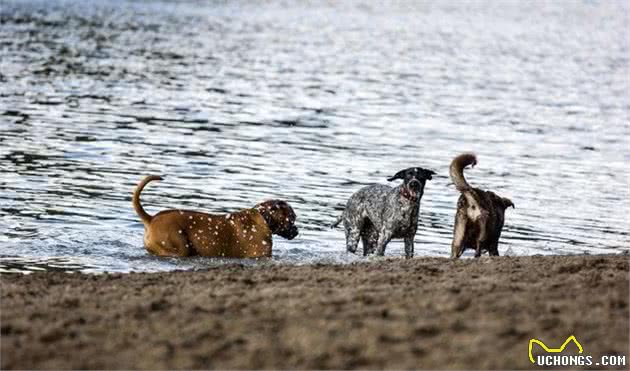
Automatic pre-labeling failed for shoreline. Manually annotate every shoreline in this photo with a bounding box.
[1,255,628,369]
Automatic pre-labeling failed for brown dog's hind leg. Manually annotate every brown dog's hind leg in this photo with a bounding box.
[474,212,489,258]
[451,213,466,259]
[474,238,486,258]
[170,232,193,256]
[474,236,483,258]
[488,241,500,256]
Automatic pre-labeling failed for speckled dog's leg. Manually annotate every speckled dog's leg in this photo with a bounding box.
[404,236,414,259]
[345,226,361,253]
[361,224,379,256]
[375,228,393,256]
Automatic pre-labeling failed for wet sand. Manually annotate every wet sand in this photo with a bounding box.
[1,255,628,369]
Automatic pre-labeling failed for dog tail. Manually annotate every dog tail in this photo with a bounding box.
[330,213,343,229]
[450,153,477,192]
[133,175,163,226]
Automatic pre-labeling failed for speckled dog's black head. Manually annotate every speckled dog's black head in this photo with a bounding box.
[387,167,435,199]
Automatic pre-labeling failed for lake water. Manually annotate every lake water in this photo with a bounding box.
[1,0,628,273]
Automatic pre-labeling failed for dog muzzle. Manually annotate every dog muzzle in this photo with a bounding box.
[279,226,299,240]
[401,184,420,201]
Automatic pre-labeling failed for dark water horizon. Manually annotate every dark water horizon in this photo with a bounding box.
[1,0,629,273]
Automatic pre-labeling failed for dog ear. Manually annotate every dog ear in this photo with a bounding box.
[256,200,281,216]
[267,200,286,211]
[272,200,289,209]
[421,169,436,181]
[502,197,515,209]
[387,170,406,182]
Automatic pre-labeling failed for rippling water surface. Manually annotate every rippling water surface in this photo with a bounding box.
[1,0,629,273]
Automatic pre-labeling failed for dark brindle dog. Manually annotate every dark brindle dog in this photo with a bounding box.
[133,175,298,258]
[449,153,514,258]
[332,167,435,258]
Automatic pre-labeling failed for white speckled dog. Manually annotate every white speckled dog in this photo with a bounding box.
[133,175,298,258]
[332,167,435,258]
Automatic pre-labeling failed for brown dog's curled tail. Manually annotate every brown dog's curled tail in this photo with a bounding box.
[133,175,163,226]
[449,153,477,192]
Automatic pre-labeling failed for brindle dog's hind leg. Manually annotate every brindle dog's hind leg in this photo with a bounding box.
[360,220,379,256]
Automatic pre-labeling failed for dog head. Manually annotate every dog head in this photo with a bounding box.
[387,167,435,200]
[255,200,299,240]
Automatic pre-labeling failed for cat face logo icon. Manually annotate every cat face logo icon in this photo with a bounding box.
[528,335,583,364]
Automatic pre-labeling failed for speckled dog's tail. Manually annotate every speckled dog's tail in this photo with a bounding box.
[133,175,163,226]
[330,213,343,229]
[449,153,477,192]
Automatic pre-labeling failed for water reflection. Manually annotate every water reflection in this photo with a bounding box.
[0,0,628,273]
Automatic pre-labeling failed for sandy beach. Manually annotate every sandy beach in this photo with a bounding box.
[2,2,629,369]
[1,255,628,369]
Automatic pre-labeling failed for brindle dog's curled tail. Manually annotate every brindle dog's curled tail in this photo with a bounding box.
[449,153,477,192]
[133,175,163,226]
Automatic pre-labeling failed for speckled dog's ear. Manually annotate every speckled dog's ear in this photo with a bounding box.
[387,170,405,182]
[420,169,436,181]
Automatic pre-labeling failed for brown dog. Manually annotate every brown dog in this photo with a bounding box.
[449,154,514,258]
[132,175,298,258]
